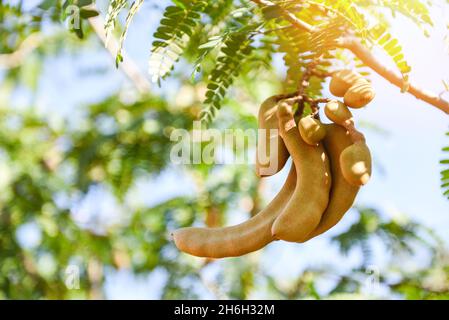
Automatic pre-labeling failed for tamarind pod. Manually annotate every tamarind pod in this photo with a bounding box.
[308,124,359,239]
[324,100,354,126]
[172,164,297,258]
[298,115,327,146]
[271,102,332,243]
[344,81,376,109]
[256,96,289,177]
[329,70,363,97]
[340,141,372,186]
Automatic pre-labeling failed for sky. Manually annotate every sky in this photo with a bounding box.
[6,0,449,299]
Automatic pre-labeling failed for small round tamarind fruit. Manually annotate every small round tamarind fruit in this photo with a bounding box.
[344,81,376,109]
[329,70,362,97]
[256,96,289,177]
[271,102,331,243]
[172,164,297,258]
[324,100,354,126]
[298,115,327,146]
[340,141,372,186]
[307,124,359,239]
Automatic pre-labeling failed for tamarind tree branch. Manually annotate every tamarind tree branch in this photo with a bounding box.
[337,37,449,114]
[250,0,449,115]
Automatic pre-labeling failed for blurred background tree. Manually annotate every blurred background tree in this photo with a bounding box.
[0,0,448,299]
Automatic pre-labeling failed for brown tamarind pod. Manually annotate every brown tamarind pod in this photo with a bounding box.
[324,100,354,126]
[172,164,297,258]
[298,115,327,146]
[307,124,359,239]
[271,102,331,243]
[340,141,372,186]
[343,81,376,109]
[256,96,289,177]
[329,70,362,97]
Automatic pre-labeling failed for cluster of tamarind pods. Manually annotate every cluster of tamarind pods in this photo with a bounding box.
[172,70,375,258]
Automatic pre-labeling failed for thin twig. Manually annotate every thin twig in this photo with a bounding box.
[308,97,331,104]
[310,69,331,78]
[294,60,322,117]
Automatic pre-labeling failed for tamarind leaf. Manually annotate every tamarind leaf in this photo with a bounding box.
[443,80,449,92]
[80,9,99,19]
[261,4,282,20]
[115,0,144,68]
[104,0,128,42]
[308,0,367,33]
[171,0,187,9]
[310,19,347,53]
[441,131,449,200]
[378,33,391,46]
[333,207,437,265]
[363,0,433,29]
[148,0,207,83]
[190,34,227,80]
[368,24,412,76]
[400,74,410,93]
[200,21,260,123]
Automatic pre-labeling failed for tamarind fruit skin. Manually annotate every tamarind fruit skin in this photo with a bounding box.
[324,100,354,126]
[324,98,371,186]
[308,124,359,239]
[256,96,289,177]
[329,70,362,97]
[344,81,376,109]
[271,102,331,243]
[172,164,297,258]
[340,141,372,186]
[298,115,327,146]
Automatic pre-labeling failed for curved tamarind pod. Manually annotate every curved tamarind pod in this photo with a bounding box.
[308,124,359,239]
[298,115,327,146]
[324,100,354,126]
[256,96,289,177]
[340,141,372,186]
[172,164,297,258]
[271,102,331,243]
[329,70,362,97]
[344,81,375,109]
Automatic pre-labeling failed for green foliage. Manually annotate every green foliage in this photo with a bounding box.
[148,0,208,83]
[201,23,259,123]
[309,0,367,33]
[368,24,411,77]
[115,0,144,67]
[143,0,430,121]
[441,131,449,199]
[363,0,433,28]
[62,0,99,39]
[104,0,128,41]
[333,207,438,265]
